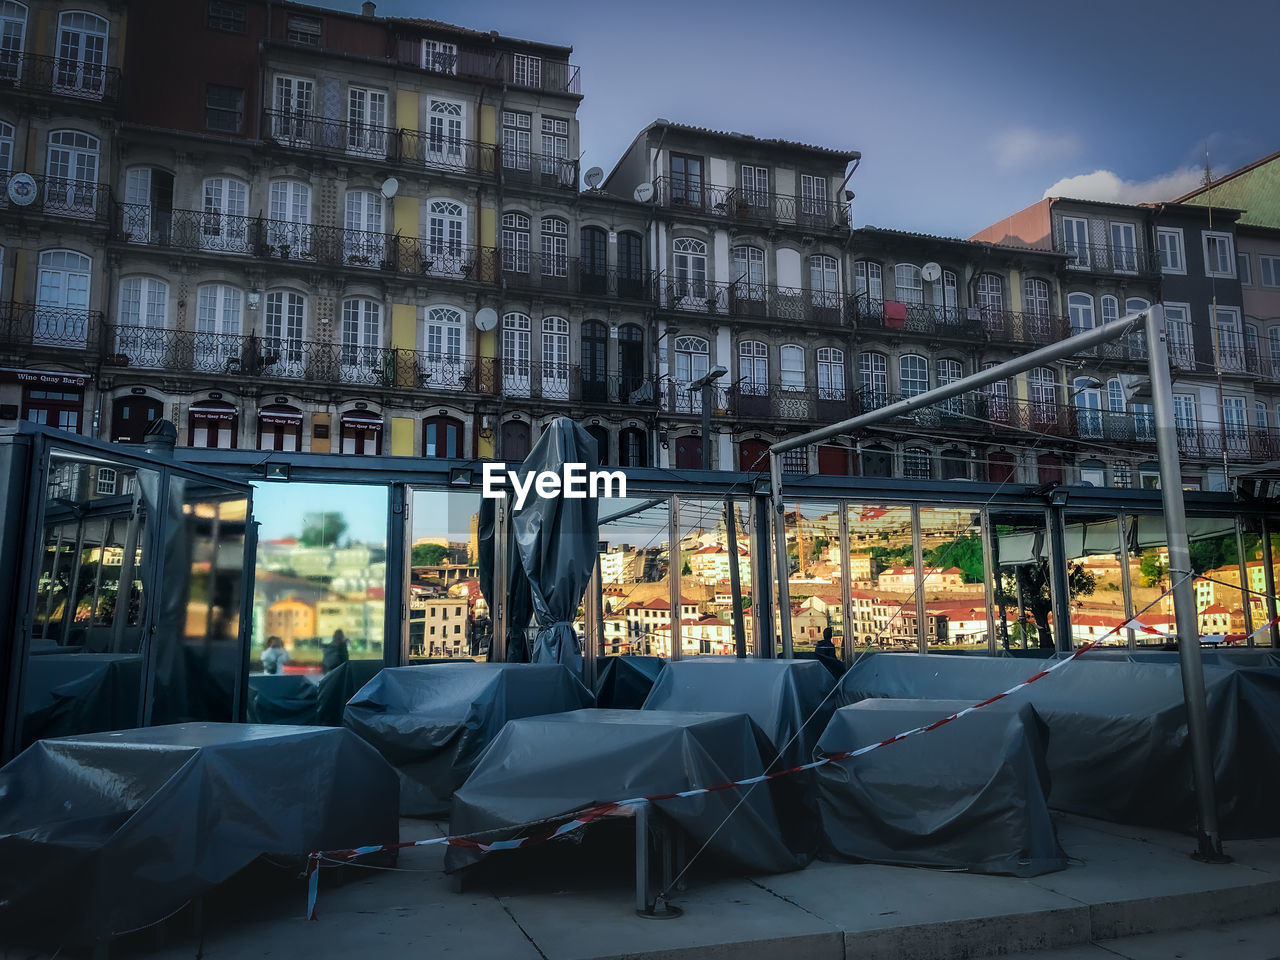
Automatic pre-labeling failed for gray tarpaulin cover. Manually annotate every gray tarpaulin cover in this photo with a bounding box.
[511,417,600,674]
[838,653,1280,838]
[477,497,535,662]
[344,662,595,816]
[246,673,319,724]
[445,708,812,875]
[642,658,836,768]
[594,655,665,709]
[0,722,398,945]
[816,699,1066,876]
[315,658,384,725]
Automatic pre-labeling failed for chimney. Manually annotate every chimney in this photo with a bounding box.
[361,1,375,16]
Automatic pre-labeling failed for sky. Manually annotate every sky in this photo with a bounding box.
[318,0,1280,237]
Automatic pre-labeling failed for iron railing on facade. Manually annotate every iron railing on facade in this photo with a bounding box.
[1,301,104,351]
[854,298,1072,347]
[654,378,854,421]
[470,357,660,405]
[499,251,655,300]
[400,41,582,95]
[495,148,579,190]
[1054,240,1161,277]
[0,172,111,222]
[655,276,849,325]
[651,176,850,231]
[0,52,122,103]
[1065,324,1149,362]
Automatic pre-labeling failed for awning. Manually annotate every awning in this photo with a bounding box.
[342,414,384,431]
[1,368,89,386]
[259,412,303,426]
[189,405,238,422]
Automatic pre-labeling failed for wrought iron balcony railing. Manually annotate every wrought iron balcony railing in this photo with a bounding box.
[1066,325,1149,363]
[1054,240,1161,277]
[472,357,659,405]
[651,176,850,231]
[496,148,579,190]
[0,172,111,221]
[854,298,1072,347]
[499,251,656,300]
[2,300,103,351]
[656,378,855,422]
[655,276,849,325]
[394,40,582,95]
[0,51,122,104]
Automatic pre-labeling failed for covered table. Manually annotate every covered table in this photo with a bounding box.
[246,673,319,724]
[343,662,595,816]
[446,708,812,876]
[315,657,384,725]
[0,722,398,946]
[837,653,1280,837]
[20,653,144,746]
[816,699,1066,876]
[594,655,665,709]
[642,658,836,769]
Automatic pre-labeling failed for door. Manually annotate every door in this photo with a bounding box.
[117,276,168,366]
[1173,394,1198,456]
[1074,377,1103,439]
[580,226,607,295]
[347,86,387,156]
[732,246,765,312]
[502,314,531,397]
[618,324,645,400]
[1028,367,1058,428]
[862,447,892,478]
[426,99,464,167]
[740,164,769,210]
[675,436,703,469]
[1110,222,1137,273]
[674,337,709,413]
[581,320,607,402]
[0,3,24,81]
[202,176,249,253]
[268,180,311,253]
[344,190,383,263]
[45,130,99,216]
[124,167,174,245]
[1061,217,1089,267]
[1223,397,1248,455]
[273,75,314,142]
[670,153,703,208]
[500,420,531,461]
[800,173,827,224]
[35,250,91,346]
[739,438,768,472]
[55,12,107,97]
[541,317,570,399]
[427,200,465,274]
[422,307,464,388]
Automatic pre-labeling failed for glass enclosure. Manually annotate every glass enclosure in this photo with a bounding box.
[847,503,914,652]
[597,497,671,657]
[917,507,988,653]
[407,487,483,661]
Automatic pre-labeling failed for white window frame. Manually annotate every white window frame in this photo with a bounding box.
[512,53,541,88]
[1203,231,1236,278]
[739,340,768,395]
[1061,216,1090,268]
[422,39,457,74]
[854,260,882,302]
[1157,227,1185,274]
[1238,251,1252,285]
[899,353,928,398]
[817,347,845,400]
[780,344,805,392]
[894,263,922,305]
[1259,255,1280,288]
[501,211,530,272]
[1068,292,1094,335]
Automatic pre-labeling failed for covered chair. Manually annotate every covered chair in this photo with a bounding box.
[594,655,665,709]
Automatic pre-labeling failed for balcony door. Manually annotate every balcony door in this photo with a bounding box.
[273,75,314,143]
[422,307,465,388]
[541,316,570,399]
[426,98,464,168]
[1028,367,1059,428]
[55,11,107,98]
[35,249,91,346]
[669,153,703,208]
[346,86,387,157]
[123,166,174,245]
[0,2,25,81]
[502,313,531,397]
[267,179,311,254]
[617,323,645,399]
[580,226,607,295]
[1073,377,1103,439]
[427,199,466,275]
[674,336,709,414]
[1109,222,1138,273]
[45,129,99,217]
[201,176,249,253]
[581,319,607,402]
[343,189,383,264]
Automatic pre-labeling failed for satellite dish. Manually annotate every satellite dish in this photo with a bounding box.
[584,166,604,189]
[474,308,498,332]
[921,262,942,283]
[633,182,654,203]
[380,177,399,199]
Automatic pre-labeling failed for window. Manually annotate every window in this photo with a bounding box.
[54,11,106,96]
[540,216,568,277]
[1107,377,1125,413]
[937,358,963,414]
[272,75,314,141]
[0,119,12,172]
[1260,255,1280,288]
[258,405,302,452]
[620,427,647,467]
[195,284,242,369]
[188,401,238,448]
[426,99,464,166]
[1133,403,1154,442]
[341,412,382,456]
[1166,303,1194,369]
[672,237,707,302]
[267,179,310,249]
[423,306,465,386]
[899,354,928,398]
[512,53,541,88]
[1172,395,1196,441]
[669,153,703,207]
[859,352,887,405]
[983,361,1010,423]
[347,86,387,156]
[579,225,607,292]
[344,189,383,262]
[1075,376,1103,439]
[1028,367,1058,425]
[810,255,839,309]
[1256,401,1268,430]
[24,381,84,431]
[206,85,244,132]
[208,1,245,32]
[1079,460,1106,487]
[117,277,167,365]
[0,2,26,80]
[903,448,932,479]
[423,416,463,458]
[782,447,809,475]
[423,39,457,74]
[817,347,845,400]
[975,273,1003,311]
[739,340,768,395]
[1113,461,1132,488]
[1238,252,1252,285]
[800,174,828,219]
[34,249,91,346]
[340,298,382,375]
[286,15,321,45]
[501,111,531,171]
[541,316,570,397]
[674,336,709,413]
[502,313,531,396]
[501,212,530,272]
[894,263,923,304]
[1061,216,1089,267]
[264,290,305,375]
[427,199,465,260]
[45,129,99,216]
[780,344,805,392]
[1157,227,1185,274]
[1214,306,1244,372]
[732,245,765,302]
[1068,292,1094,335]
[740,164,769,207]
[854,261,882,302]
[933,269,958,316]
[1109,222,1138,273]
[1270,327,1280,380]
[1203,231,1236,277]
[541,117,568,178]
[202,176,249,252]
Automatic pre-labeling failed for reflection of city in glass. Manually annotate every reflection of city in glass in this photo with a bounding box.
[407,490,483,661]
[251,481,388,673]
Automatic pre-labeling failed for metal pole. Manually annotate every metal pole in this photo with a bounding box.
[701,383,712,470]
[668,495,682,660]
[492,501,508,662]
[1236,520,1254,645]
[1048,507,1071,652]
[750,495,773,658]
[769,453,793,658]
[725,500,747,658]
[1117,511,1137,652]
[1146,304,1227,862]
[839,503,854,665]
[980,508,997,654]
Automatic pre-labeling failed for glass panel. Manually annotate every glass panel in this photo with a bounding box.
[676,497,751,657]
[1062,511,1127,650]
[1241,517,1279,647]
[917,506,989,652]
[249,482,388,676]
[407,488,483,662]
[23,451,156,748]
[847,503,915,653]
[597,497,670,657]
[784,501,841,657]
[1187,516,1252,645]
[1127,514,1187,647]
[990,511,1057,651]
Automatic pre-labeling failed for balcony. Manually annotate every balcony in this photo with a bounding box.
[500,252,655,300]
[2,301,103,352]
[655,277,848,326]
[402,41,582,95]
[655,379,855,422]
[1055,240,1161,278]
[0,52,122,104]
[855,298,1072,347]
[652,177,849,232]
[0,172,111,222]
[496,149,579,191]
[263,111,497,175]
[480,358,658,405]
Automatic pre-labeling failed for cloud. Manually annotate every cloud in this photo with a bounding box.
[990,128,1080,168]
[1041,166,1205,203]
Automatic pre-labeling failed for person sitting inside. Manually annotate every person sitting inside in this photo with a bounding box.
[261,635,289,674]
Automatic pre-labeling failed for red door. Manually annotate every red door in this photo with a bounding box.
[675,436,703,469]
[817,444,852,475]
[739,438,768,472]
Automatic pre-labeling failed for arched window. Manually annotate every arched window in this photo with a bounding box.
[674,335,709,413]
[423,415,464,458]
[202,175,249,252]
[502,312,531,396]
[340,410,383,455]
[55,11,107,96]
[976,273,1004,311]
[541,316,569,398]
[903,447,932,479]
[500,419,531,460]
[1107,377,1125,412]
[1068,292,1094,335]
[1078,459,1106,487]
[817,347,845,400]
[739,438,769,472]
[194,283,242,370]
[941,448,969,480]
[987,450,1016,483]
[340,297,382,377]
[1100,294,1118,326]
[1028,367,1058,426]
[111,394,163,443]
[780,344,805,392]
[894,263,922,304]
[854,260,882,302]
[1023,278,1050,316]
[422,306,464,387]
[540,216,568,278]
[618,231,645,297]
[1037,453,1064,485]
[263,289,305,376]
[582,319,608,401]
[258,404,303,452]
[344,188,383,263]
[0,4,27,83]
[1126,297,1150,314]
[117,276,168,366]
[862,444,892,478]
[931,268,958,318]
[46,129,100,216]
[672,237,708,302]
[618,323,645,394]
[427,199,466,257]
[732,245,765,304]
[899,354,928,398]
[581,225,608,292]
[620,427,647,467]
[585,424,609,465]
[937,357,963,415]
[501,211,530,272]
[189,399,238,449]
[982,360,1011,424]
[426,98,464,165]
[859,351,887,406]
[0,120,13,173]
[739,340,768,395]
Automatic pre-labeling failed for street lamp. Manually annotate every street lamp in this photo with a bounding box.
[687,365,728,469]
